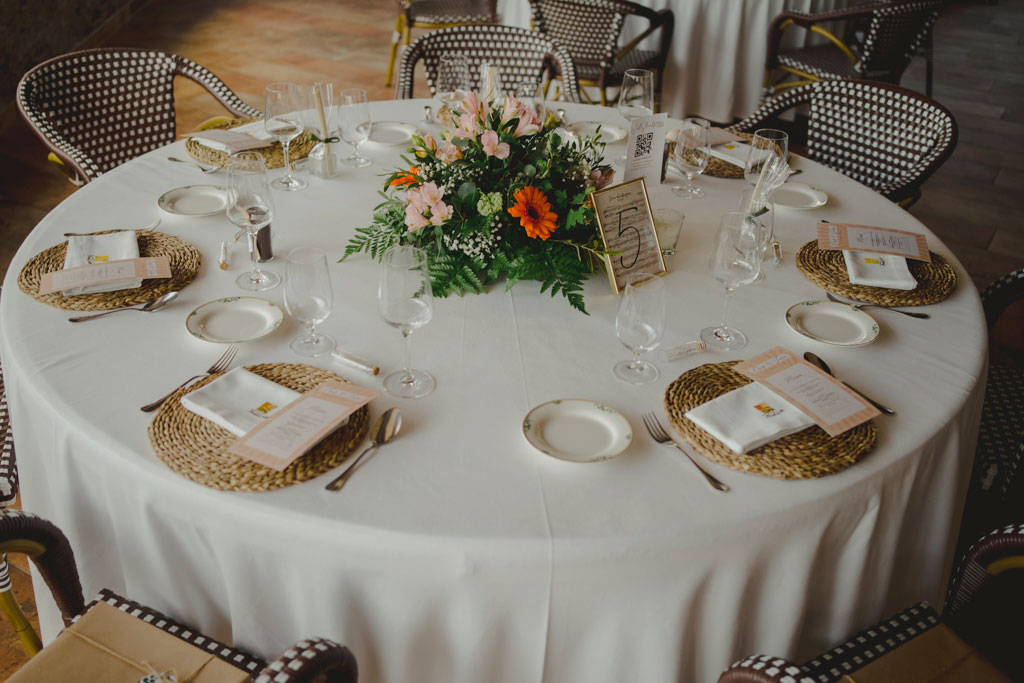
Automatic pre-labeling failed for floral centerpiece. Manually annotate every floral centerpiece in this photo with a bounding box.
[343,93,614,313]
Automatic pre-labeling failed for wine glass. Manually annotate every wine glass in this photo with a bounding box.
[672,117,710,199]
[265,82,307,191]
[738,188,775,281]
[338,87,372,168]
[613,272,666,384]
[225,152,279,291]
[284,247,335,357]
[437,52,471,120]
[617,68,654,123]
[379,245,435,399]
[700,212,765,351]
[744,129,788,188]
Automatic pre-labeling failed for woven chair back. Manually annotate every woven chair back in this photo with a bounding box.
[396,24,581,102]
[16,47,260,183]
[856,0,945,80]
[400,0,498,25]
[528,0,629,69]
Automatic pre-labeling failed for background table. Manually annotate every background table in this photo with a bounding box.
[502,0,857,121]
[1,100,985,683]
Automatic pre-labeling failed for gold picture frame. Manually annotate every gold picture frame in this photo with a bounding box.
[591,177,666,294]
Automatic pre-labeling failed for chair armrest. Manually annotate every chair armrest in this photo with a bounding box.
[255,637,358,683]
[718,654,812,683]
[765,5,878,70]
[946,522,1024,618]
[174,56,262,119]
[0,510,84,626]
[726,84,812,133]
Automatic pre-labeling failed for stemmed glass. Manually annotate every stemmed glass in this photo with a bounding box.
[617,68,654,163]
[739,188,775,282]
[672,117,710,199]
[744,129,788,188]
[379,245,435,398]
[338,87,372,168]
[284,247,335,357]
[437,53,472,112]
[225,152,278,291]
[613,272,666,384]
[265,82,307,191]
[700,212,765,351]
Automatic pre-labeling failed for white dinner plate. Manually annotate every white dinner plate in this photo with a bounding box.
[773,182,828,210]
[186,297,284,343]
[368,121,419,146]
[785,300,879,347]
[157,185,228,217]
[522,399,632,463]
[566,121,627,143]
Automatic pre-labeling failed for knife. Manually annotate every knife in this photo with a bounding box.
[803,352,896,416]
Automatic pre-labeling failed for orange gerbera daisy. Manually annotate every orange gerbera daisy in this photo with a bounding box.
[389,166,420,187]
[508,186,557,240]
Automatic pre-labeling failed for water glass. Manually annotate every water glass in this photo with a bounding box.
[338,88,371,168]
[225,152,278,291]
[379,245,435,399]
[653,208,684,256]
[617,69,654,122]
[672,117,710,199]
[700,212,765,351]
[744,129,788,188]
[284,247,335,357]
[613,272,665,385]
[437,53,472,109]
[265,82,307,191]
[738,188,775,280]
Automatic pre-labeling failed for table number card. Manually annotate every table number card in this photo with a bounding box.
[733,347,880,436]
[817,222,930,262]
[228,380,379,471]
[591,177,666,293]
[624,112,668,185]
[38,256,171,295]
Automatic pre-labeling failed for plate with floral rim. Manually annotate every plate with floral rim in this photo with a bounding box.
[186,296,284,343]
[522,399,632,463]
[785,300,879,346]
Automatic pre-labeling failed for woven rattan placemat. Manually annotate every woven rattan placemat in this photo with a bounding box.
[665,361,876,480]
[796,241,957,306]
[185,117,315,169]
[148,363,370,492]
[17,230,201,311]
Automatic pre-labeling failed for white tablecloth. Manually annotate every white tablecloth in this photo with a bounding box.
[1,100,985,683]
[501,0,856,121]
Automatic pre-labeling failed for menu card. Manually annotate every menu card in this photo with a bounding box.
[624,112,668,185]
[38,256,171,295]
[227,380,378,471]
[817,222,930,262]
[733,347,880,436]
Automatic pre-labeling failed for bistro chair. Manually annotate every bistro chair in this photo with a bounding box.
[717,522,1024,682]
[384,0,499,87]
[16,47,261,186]
[527,0,674,107]
[763,0,946,98]
[395,24,581,103]
[0,509,358,681]
[728,79,957,207]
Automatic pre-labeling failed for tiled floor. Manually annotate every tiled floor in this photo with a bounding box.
[1,0,1022,677]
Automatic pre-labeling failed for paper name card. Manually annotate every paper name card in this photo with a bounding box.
[227,380,378,471]
[38,256,171,295]
[624,112,668,185]
[189,129,273,152]
[707,127,743,147]
[817,222,930,262]
[708,140,750,167]
[733,347,880,436]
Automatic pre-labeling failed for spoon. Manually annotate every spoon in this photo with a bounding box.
[325,408,403,491]
[167,156,219,173]
[825,292,930,319]
[802,352,896,416]
[68,291,179,322]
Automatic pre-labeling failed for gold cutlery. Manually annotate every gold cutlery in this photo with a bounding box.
[140,345,238,412]
[325,408,402,491]
[68,291,178,323]
[803,352,895,416]
[642,412,730,492]
[825,292,930,319]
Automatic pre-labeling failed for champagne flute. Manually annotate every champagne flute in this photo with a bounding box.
[265,82,307,191]
[700,212,765,351]
[738,188,775,281]
[338,87,372,168]
[225,152,279,291]
[672,117,710,199]
[744,129,788,188]
[436,53,471,122]
[613,272,666,384]
[379,245,435,399]
[284,247,335,357]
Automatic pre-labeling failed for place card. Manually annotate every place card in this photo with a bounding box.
[38,256,171,295]
[188,129,272,153]
[624,112,668,186]
[591,177,666,293]
[707,140,750,167]
[227,380,378,471]
[733,347,880,436]
[707,127,743,147]
[817,222,930,262]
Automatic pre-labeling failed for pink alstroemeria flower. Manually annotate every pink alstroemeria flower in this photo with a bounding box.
[430,201,454,226]
[414,132,438,158]
[404,203,430,231]
[452,112,481,139]
[437,141,463,163]
[590,168,615,190]
[406,185,430,213]
[480,130,510,159]
[418,182,445,206]
[460,91,490,120]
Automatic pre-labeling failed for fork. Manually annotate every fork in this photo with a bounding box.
[140,345,238,412]
[167,156,220,173]
[642,413,730,492]
[825,292,930,319]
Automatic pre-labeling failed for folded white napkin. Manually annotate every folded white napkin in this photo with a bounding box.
[188,129,272,153]
[228,120,277,142]
[707,141,751,167]
[684,382,815,454]
[62,231,142,295]
[843,250,918,290]
[180,367,301,437]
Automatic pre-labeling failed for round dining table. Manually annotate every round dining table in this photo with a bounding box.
[1,99,986,683]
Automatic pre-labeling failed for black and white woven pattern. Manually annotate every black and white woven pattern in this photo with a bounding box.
[0,347,17,509]
[721,654,814,683]
[16,47,260,184]
[945,522,1024,617]
[396,24,581,102]
[401,0,497,25]
[0,556,10,594]
[729,80,957,204]
[75,588,265,675]
[254,637,358,683]
[974,364,1024,497]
